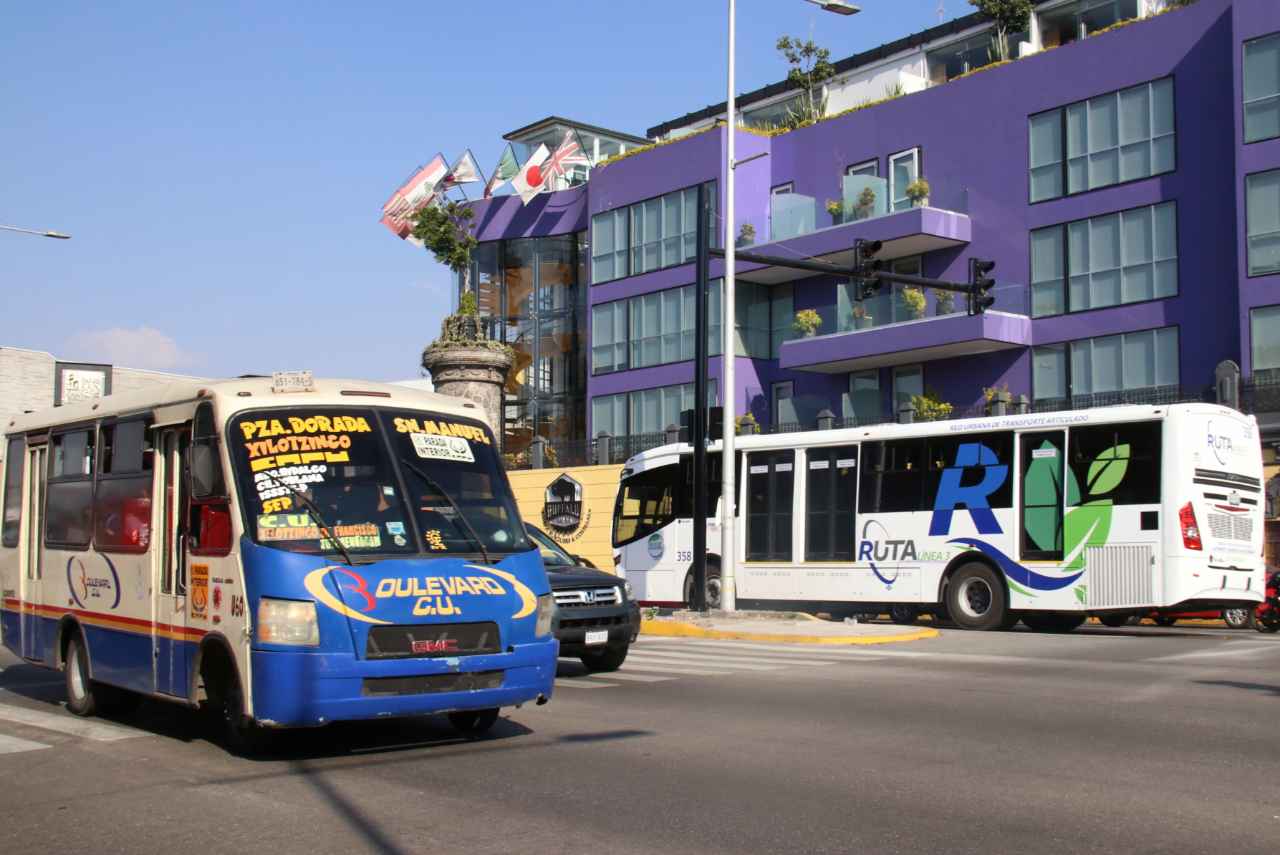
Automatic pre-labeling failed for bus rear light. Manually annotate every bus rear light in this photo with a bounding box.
[1178,502,1202,551]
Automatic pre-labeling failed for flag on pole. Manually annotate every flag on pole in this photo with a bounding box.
[541,128,593,188]
[484,144,521,197]
[436,149,484,194]
[380,153,448,244]
[509,144,550,205]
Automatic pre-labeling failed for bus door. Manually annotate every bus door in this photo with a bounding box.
[1019,431,1066,562]
[19,442,47,660]
[153,427,190,696]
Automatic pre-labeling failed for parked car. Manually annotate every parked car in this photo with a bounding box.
[525,523,640,672]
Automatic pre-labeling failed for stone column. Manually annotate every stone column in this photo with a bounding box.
[421,343,513,450]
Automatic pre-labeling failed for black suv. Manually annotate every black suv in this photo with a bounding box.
[525,524,640,672]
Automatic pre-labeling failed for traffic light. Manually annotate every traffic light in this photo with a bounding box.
[969,258,996,314]
[853,238,884,300]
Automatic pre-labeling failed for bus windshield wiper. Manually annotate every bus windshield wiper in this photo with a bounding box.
[398,457,491,564]
[257,471,357,567]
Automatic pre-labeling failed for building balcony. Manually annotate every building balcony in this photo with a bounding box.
[733,181,971,286]
[779,284,1030,373]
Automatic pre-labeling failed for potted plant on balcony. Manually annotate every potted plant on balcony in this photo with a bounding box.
[935,289,955,315]
[793,308,823,337]
[905,178,931,207]
[736,412,759,435]
[855,186,877,220]
[826,198,844,226]
[737,223,756,247]
[901,286,927,319]
[852,303,873,330]
[911,390,953,422]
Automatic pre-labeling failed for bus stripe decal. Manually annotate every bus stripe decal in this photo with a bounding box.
[0,599,208,642]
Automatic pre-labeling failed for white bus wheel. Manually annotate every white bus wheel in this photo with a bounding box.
[683,562,722,611]
[944,563,1008,632]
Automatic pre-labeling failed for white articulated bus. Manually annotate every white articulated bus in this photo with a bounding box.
[612,403,1266,631]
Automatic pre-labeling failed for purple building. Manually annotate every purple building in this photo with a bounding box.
[459,0,1280,472]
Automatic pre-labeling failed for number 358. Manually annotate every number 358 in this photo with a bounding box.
[676,550,693,563]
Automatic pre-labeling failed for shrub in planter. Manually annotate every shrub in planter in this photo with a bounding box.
[905,178,930,207]
[793,308,823,337]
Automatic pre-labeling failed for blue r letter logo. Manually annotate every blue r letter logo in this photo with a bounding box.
[928,442,1007,536]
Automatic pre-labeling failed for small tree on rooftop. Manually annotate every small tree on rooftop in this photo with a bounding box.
[776,36,835,128]
[969,0,1032,62]
[410,199,478,293]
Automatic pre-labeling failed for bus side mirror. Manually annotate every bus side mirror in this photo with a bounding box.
[190,442,225,499]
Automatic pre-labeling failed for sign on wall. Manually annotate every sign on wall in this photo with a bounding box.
[508,464,623,573]
[54,362,111,406]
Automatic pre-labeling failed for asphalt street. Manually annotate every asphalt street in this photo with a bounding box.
[2,623,1278,855]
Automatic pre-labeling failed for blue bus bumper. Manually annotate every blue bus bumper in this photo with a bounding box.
[249,637,558,728]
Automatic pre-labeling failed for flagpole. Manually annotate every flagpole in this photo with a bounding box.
[719,0,738,612]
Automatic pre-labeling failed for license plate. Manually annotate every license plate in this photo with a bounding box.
[584,630,609,646]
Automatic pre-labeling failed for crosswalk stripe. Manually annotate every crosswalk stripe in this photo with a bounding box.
[593,672,673,683]
[630,648,838,667]
[554,678,611,689]
[0,733,51,755]
[611,661,734,676]
[623,653,783,671]
[0,701,141,741]
[637,639,883,657]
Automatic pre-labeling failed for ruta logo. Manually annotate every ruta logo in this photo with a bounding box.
[1207,421,1234,466]
[929,442,1008,536]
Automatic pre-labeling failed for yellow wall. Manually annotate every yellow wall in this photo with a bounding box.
[508,464,623,573]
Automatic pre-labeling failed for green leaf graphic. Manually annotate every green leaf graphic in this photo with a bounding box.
[1063,499,1113,572]
[1086,444,1130,497]
[1022,440,1063,552]
[1073,585,1087,604]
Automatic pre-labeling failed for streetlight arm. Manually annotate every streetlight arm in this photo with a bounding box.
[1,224,71,239]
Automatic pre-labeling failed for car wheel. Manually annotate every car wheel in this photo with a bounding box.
[449,708,500,735]
[1098,613,1133,628]
[888,604,917,625]
[580,643,629,673]
[1222,608,1254,630]
[1153,616,1177,627]
[944,562,1008,631]
[1021,613,1086,633]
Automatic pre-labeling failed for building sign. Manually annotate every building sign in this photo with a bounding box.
[54,362,111,406]
[508,464,623,573]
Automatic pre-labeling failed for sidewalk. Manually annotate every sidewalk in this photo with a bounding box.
[641,610,939,646]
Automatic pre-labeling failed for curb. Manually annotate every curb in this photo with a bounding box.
[640,619,940,646]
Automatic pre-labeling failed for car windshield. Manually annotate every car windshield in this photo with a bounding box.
[227,407,529,557]
[526,525,575,567]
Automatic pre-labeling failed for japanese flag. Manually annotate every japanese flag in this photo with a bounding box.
[509,144,550,205]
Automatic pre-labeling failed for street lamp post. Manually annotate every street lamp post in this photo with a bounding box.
[1,224,71,239]
[719,0,858,612]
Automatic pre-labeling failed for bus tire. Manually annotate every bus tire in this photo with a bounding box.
[944,562,1008,631]
[449,708,500,736]
[889,604,917,625]
[202,650,268,756]
[64,631,102,717]
[1098,613,1133,628]
[1153,616,1177,627]
[1021,613,1086,633]
[683,561,722,611]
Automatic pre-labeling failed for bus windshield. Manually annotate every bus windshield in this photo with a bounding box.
[612,463,679,547]
[227,407,529,558]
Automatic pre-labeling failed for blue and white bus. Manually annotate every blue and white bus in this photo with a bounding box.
[1,374,557,750]
[613,403,1266,631]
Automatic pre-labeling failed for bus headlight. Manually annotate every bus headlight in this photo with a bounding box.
[257,598,320,647]
[534,593,556,638]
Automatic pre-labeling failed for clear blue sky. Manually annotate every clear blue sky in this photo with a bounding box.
[1,0,967,381]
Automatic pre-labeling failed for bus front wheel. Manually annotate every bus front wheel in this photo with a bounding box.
[683,563,722,611]
[944,563,1009,631]
[449,708,500,736]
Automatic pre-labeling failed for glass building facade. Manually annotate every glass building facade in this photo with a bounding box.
[463,233,588,457]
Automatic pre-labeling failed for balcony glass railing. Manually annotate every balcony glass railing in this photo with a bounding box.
[800,281,1031,336]
[762,177,969,244]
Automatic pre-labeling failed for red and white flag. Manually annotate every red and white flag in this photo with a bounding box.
[436,149,484,194]
[509,144,550,205]
[380,153,448,244]
[541,129,592,186]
